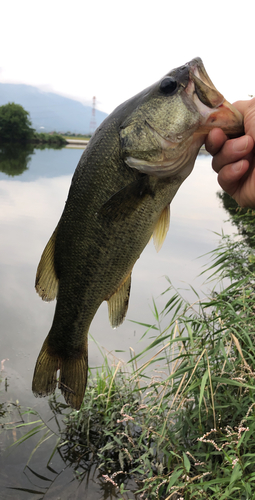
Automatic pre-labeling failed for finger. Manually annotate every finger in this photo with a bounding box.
[233,98,255,116]
[217,159,250,197]
[205,128,228,156]
[233,98,255,138]
[212,135,253,174]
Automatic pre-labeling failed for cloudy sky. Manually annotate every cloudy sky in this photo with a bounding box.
[1,0,254,113]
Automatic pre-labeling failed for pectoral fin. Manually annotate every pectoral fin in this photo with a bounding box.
[99,176,154,222]
[153,204,170,252]
[35,227,59,301]
[107,272,132,328]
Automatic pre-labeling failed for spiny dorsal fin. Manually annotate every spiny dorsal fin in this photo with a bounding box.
[153,204,170,252]
[35,227,59,301]
[107,272,132,328]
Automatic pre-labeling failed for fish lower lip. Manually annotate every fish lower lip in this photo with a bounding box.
[185,58,224,110]
[183,61,243,135]
[187,70,224,109]
[193,74,224,109]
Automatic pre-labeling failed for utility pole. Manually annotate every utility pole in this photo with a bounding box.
[89,96,97,136]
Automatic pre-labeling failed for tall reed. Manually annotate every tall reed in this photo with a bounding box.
[2,211,255,499]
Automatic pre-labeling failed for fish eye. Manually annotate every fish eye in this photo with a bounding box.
[159,77,178,96]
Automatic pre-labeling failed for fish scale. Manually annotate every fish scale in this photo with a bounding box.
[32,58,243,409]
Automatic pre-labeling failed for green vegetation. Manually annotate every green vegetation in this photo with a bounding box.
[2,211,255,499]
[0,138,66,177]
[0,102,34,143]
[0,102,68,177]
[0,102,67,146]
[218,191,255,247]
[32,131,67,146]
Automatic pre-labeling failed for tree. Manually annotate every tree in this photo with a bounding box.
[0,102,34,143]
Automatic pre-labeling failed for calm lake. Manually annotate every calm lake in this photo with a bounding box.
[0,145,235,499]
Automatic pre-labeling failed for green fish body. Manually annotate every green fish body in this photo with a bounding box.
[33,58,243,409]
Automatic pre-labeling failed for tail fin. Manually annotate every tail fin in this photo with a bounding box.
[58,356,88,410]
[32,336,88,410]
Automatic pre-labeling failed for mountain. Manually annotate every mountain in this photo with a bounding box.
[0,83,108,134]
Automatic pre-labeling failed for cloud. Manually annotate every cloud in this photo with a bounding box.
[1,0,254,113]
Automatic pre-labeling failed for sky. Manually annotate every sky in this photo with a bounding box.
[1,0,254,114]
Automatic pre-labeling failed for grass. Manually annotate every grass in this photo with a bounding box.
[2,210,255,499]
[32,132,67,146]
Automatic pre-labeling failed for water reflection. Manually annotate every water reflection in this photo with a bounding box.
[0,147,236,498]
[0,143,34,177]
[0,396,140,499]
[0,142,67,179]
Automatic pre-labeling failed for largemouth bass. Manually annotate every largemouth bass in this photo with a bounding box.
[32,58,243,409]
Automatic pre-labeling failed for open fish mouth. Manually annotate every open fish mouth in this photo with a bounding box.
[32,57,244,410]
[186,57,244,136]
[121,57,244,178]
[188,58,224,108]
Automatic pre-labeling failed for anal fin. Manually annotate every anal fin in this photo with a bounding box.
[35,227,59,301]
[153,204,170,252]
[107,272,132,328]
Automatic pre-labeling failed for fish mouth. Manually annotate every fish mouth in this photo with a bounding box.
[122,58,244,178]
[186,57,244,136]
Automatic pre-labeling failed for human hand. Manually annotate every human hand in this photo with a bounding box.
[205,98,255,207]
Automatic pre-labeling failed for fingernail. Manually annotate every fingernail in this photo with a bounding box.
[233,136,248,152]
[232,160,243,173]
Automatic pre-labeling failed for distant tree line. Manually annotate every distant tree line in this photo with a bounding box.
[0,102,66,145]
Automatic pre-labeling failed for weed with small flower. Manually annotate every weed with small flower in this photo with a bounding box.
[2,210,255,499]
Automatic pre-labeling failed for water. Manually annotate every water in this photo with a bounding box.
[0,146,234,498]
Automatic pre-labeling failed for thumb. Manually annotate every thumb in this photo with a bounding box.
[233,98,255,139]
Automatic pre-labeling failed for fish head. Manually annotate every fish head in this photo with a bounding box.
[119,57,243,178]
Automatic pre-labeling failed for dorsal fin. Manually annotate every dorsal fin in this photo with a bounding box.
[107,272,132,328]
[153,204,170,252]
[35,227,59,301]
